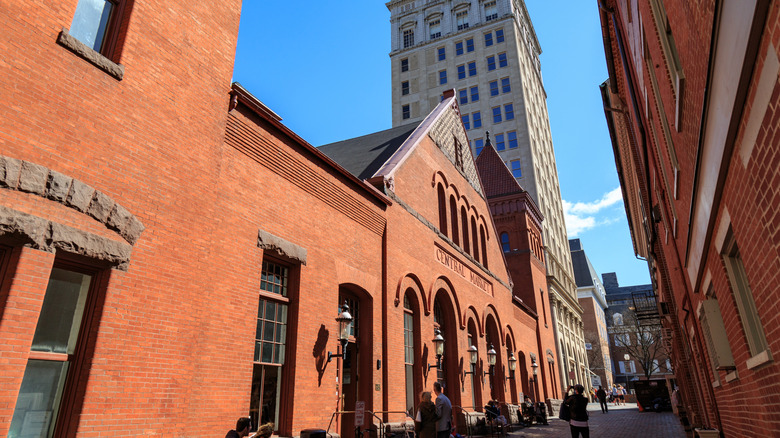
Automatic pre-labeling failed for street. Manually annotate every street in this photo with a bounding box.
[505,403,686,438]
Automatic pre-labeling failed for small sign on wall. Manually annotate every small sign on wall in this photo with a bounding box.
[355,401,365,427]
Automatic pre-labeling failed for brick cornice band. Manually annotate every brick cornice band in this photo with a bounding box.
[0,155,145,245]
[0,205,132,270]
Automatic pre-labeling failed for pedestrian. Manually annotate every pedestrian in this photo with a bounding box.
[433,381,452,438]
[596,385,608,414]
[226,417,252,438]
[619,385,626,405]
[255,423,274,438]
[415,391,439,438]
[611,384,619,406]
[564,384,590,438]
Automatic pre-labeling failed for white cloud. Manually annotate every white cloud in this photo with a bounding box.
[563,188,624,237]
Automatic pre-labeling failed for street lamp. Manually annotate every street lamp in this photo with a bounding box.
[530,359,539,401]
[484,344,497,377]
[505,352,517,381]
[463,345,478,378]
[427,328,445,371]
[327,301,353,363]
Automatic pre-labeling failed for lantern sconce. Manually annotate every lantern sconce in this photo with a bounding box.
[327,301,353,363]
[427,328,445,371]
[462,345,478,379]
[505,352,517,381]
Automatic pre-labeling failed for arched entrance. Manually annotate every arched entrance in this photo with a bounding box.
[466,319,482,410]
[339,284,373,438]
[432,289,461,408]
[484,316,503,402]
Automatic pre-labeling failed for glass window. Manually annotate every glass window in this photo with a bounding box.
[404,296,416,413]
[496,133,505,151]
[261,260,288,297]
[456,41,464,56]
[437,46,445,61]
[402,104,410,120]
[10,267,94,437]
[484,32,493,47]
[475,138,484,155]
[70,0,116,53]
[501,77,511,93]
[430,20,442,39]
[490,80,499,96]
[507,131,517,148]
[472,111,482,128]
[468,61,477,77]
[466,38,474,52]
[504,104,514,120]
[487,55,496,71]
[401,58,409,72]
[456,10,469,30]
[403,29,414,48]
[457,64,466,80]
[402,81,409,96]
[462,114,470,130]
[496,29,504,43]
[254,298,288,364]
[510,160,522,177]
[485,1,498,21]
[439,70,447,85]
[499,52,507,68]
[470,86,479,102]
[501,232,510,252]
[492,107,502,123]
[459,89,468,105]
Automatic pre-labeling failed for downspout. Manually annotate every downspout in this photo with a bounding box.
[381,224,389,421]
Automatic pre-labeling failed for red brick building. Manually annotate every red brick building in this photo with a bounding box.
[0,1,558,436]
[599,0,780,435]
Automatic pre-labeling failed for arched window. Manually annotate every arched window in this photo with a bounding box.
[480,225,488,268]
[470,216,479,262]
[500,232,510,252]
[437,184,448,236]
[403,292,417,414]
[461,206,470,253]
[449,196,459,245]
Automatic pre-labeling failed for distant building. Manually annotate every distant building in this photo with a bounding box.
[386,0,585,396]
[602,273,673,393]
[569,239,613,392]
[599,0,779,435]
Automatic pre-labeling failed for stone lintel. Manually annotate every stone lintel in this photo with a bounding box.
[257,229,307,265]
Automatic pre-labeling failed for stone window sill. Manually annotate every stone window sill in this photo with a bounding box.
[724,370,738,383]
[57,28,124,80]
[746,349,773,370]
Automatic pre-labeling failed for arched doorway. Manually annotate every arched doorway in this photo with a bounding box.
[466,319,482,410]
[432,289,461,408]
[484,316,503,402]
[339,285,373,438]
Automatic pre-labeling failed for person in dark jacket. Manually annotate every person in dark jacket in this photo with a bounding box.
[226,417,251,438]
[596,385,608,413]
[415,391,439,438]
[564,384,589,438]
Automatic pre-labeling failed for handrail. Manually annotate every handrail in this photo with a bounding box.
[326,410,386,438]
[452,405,481,438]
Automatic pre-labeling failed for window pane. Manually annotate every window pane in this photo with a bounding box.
[250,364,282,431]
[9,360,69,438]
[490,81,498,96]
[473,112,482,128]
[70,0,114,52]
[470,86,479,102]
[496,29,504,43]
[456,42,464,56]
[468,62,476,76]
[466,38,474,52]
[262,342,274,363]
[32,268,92,355]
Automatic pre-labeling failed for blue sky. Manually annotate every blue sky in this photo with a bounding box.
[232,1,651,287]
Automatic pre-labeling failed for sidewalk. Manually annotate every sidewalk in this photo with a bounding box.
[502,403,686,438]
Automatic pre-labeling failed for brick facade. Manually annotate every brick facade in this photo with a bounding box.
[599,0,780,435]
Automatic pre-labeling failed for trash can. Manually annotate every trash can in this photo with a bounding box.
[300,429,327,438]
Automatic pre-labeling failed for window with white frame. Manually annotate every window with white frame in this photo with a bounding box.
[721,231,769,360]
[430,20,442,39]
[456,10,469,30]
[484,1,497,21]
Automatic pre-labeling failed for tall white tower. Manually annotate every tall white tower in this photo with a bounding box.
[387,0,588,395]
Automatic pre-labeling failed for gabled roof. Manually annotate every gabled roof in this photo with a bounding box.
[475,134,525,198]
[318,122,422,180]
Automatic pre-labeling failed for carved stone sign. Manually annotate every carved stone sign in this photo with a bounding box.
[434,244,493,296]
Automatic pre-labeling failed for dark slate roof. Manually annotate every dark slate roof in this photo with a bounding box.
[317,122,422,180]
[475,134,525,198]
[571,249,597,288]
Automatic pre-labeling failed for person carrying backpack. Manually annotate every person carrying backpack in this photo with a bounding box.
[563,384,589,438]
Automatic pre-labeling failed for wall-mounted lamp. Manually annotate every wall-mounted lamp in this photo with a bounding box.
[483,344,497,377]
[427,328,445,371]
[505,352,517,381]
[327,301,353,363]
[462,345,478,379]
